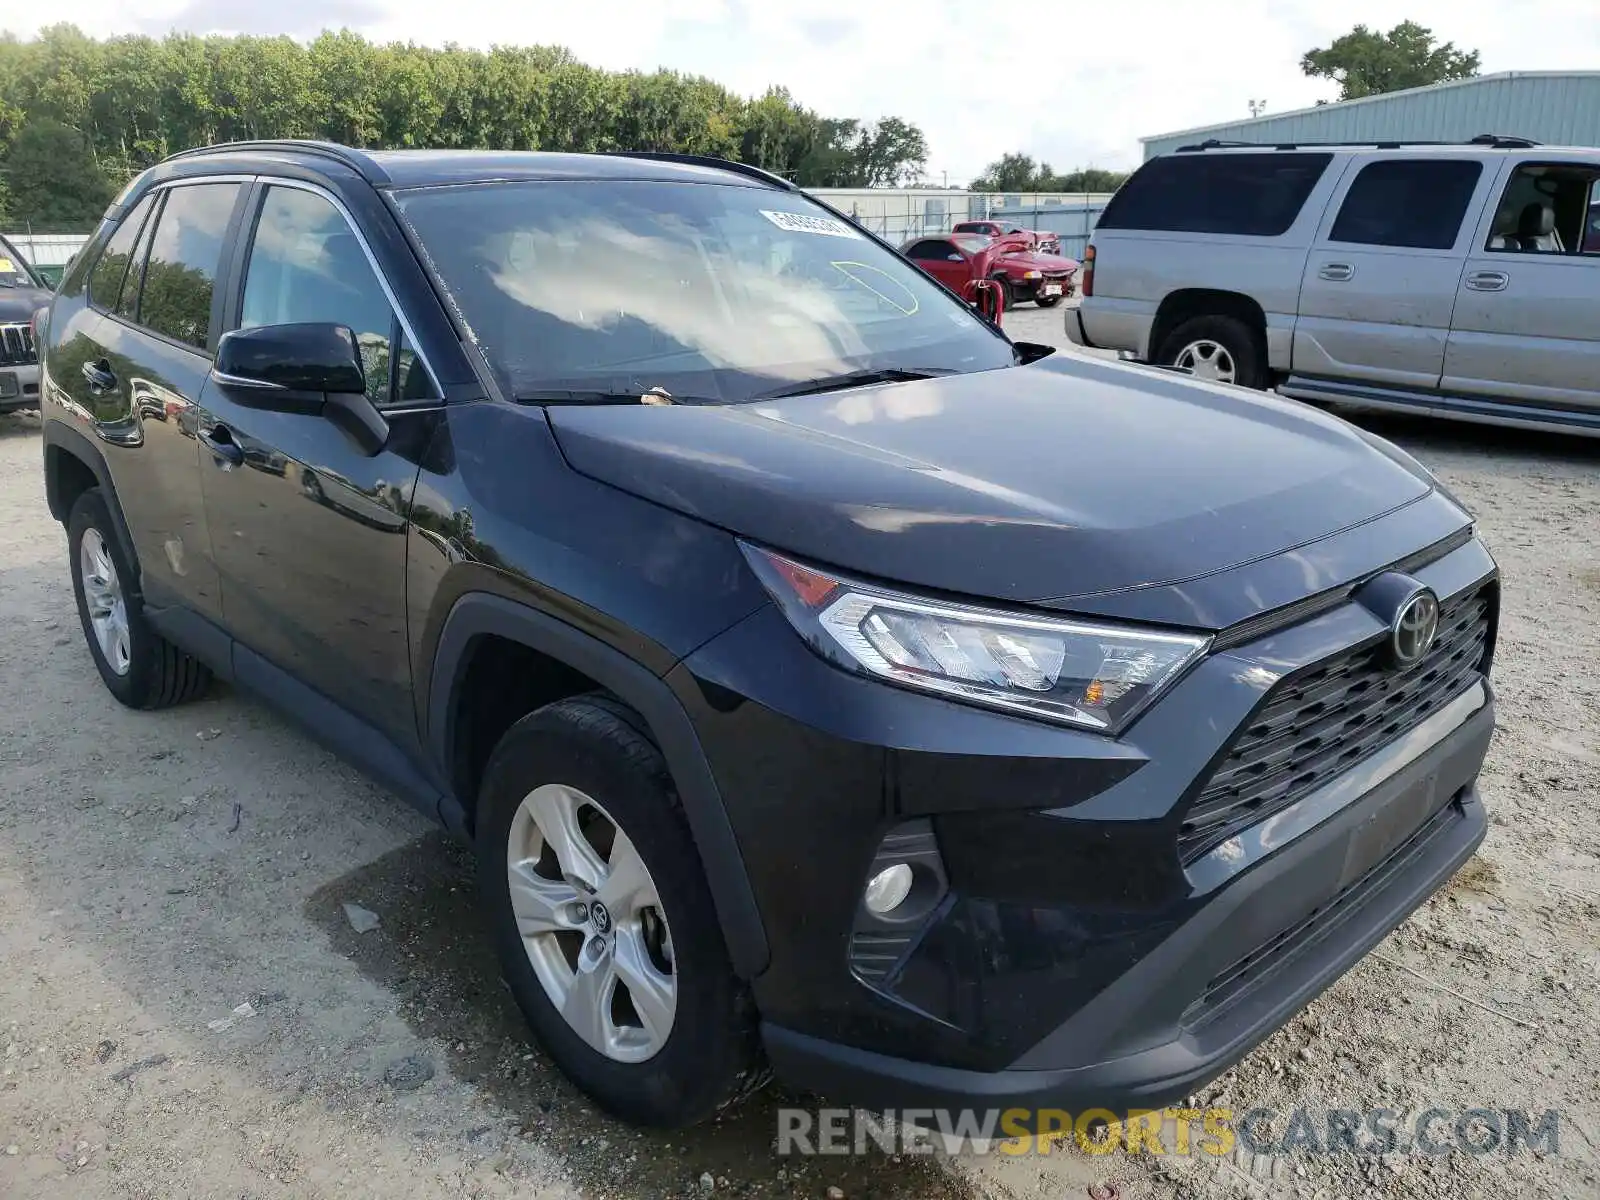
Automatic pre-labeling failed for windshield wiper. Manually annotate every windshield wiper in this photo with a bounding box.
[753,367,954,401]
[514,386,687,406]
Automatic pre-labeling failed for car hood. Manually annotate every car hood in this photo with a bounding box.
[0,285,51,323]
[546,355,1435,621]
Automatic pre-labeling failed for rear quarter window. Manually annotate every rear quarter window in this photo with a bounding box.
[1097,152,1334,237]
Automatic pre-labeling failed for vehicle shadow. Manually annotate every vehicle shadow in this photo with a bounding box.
[305,834,974,1199]
[1329,406,1600,465]
[0,543,971,1200]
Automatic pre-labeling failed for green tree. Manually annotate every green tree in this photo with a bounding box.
[850,117,927,187]
[0,26,933,225]
[971,153,1043,192]
[3,118,113,225]
[1301,21,1480,101]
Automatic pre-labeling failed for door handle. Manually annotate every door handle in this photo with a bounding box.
[1465,270,1509,292]
[81,359,118,396]
[1318,263,1355,282]
[199,423,245,467]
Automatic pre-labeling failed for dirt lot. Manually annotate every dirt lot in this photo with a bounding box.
[2,311,1597,1200]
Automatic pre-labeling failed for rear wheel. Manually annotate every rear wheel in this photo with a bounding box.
[1157,315,1268,389]
[68,488,211,709]
[477,694,766,1127]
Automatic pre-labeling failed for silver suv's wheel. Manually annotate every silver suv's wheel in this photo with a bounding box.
[508,783,676,1062]
[1156,314,1269,390]
[1171,338,1236,384]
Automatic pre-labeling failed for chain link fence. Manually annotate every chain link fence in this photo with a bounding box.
[810,190,1113,258]
[2,189,1115,289]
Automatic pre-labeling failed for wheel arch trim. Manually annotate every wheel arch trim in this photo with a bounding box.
[426,591,770,979]
[43,421,142,592]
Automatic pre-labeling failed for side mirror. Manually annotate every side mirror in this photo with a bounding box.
[214,322,367,396]
[211,322,389,457]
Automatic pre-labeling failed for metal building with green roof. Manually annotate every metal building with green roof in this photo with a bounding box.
[1140,71,1600,160]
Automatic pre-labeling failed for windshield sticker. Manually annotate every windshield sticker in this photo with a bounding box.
[760,210,860,239]
[0,258,13,273]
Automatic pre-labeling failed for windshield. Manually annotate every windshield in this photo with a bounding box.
[392,180,1012,402]
[0,237,42,289]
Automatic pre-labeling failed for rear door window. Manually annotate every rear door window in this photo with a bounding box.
[1096,153,1333,237]
[115,198,161,322]
[907,239,960,261]
[137,183,242,351]
[87,194,156,313]
[1329,159,1483,250]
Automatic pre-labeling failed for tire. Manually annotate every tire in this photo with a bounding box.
[1035,294,1062,308]
[989,274,1016,311]
[476,694,767,1127]
[1156,314,1268,389]
[67,488,211,709]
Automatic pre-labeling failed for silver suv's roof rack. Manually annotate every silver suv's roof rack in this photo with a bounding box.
[1175,133,1541,153]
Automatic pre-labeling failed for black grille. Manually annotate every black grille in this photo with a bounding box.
[1180,589,1490,863]
[0,323,36,367]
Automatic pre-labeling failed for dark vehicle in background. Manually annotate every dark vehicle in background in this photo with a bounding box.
[0,233,51,412]
[902,232,1078,306]
[40,141,1497,1131]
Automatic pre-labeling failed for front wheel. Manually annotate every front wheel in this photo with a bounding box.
[1156,315,1268,389]
[989,275,1016,311]
[476,695,767,1127]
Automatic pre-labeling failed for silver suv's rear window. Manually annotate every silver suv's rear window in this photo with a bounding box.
[1096,152,1333,238]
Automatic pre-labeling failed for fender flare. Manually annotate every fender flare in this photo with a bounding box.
[42,420,141,587]
[426,592,770,979]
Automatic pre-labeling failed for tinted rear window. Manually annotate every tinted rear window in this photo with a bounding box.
[1097,152,1333,237]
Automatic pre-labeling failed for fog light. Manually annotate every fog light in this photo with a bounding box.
[863,864,914,915]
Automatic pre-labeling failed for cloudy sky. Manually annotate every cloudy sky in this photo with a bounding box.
[9,0,1599,182]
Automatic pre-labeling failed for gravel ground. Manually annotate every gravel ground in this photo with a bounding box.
[1,303,1596,1200]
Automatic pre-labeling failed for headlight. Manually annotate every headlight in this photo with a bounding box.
[1022,269,1042,280]
[742,545,1210,733]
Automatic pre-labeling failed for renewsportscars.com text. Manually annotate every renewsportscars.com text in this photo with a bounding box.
[776,1106,1562,1158]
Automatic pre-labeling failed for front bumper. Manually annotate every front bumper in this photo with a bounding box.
[763,685,1491,1114]
[672,529,1497,1112]
[0,361,40,411]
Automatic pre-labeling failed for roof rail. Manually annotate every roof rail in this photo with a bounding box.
[1176,133,1542,153]
[600,151,796,190]
[159,140,391,184]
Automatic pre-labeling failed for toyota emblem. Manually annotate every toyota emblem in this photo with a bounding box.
[1390,588,1439,668]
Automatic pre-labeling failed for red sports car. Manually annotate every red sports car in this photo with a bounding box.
[952,221,1062,255]
[901,233,1079,308]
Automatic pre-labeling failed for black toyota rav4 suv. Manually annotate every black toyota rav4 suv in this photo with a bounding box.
[40,141,1498,1129]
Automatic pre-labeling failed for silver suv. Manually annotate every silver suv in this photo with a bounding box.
[1067,136,1600,436]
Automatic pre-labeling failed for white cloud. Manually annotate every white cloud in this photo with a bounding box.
[8,0,1599,182]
